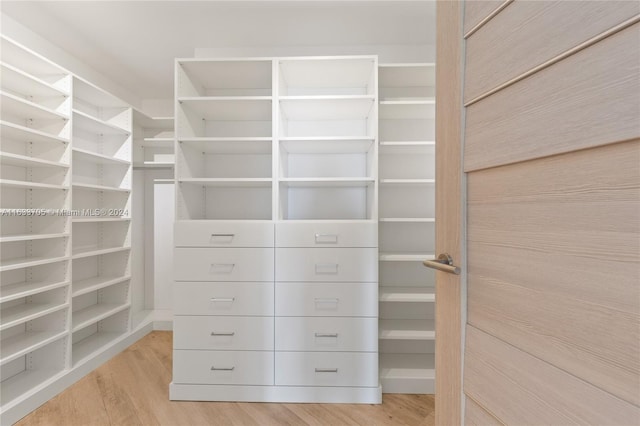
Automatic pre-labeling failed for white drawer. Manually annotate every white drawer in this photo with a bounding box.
[174,316,273,350]
[276,248,377,282]
[174,282,274,316]
[175,248,274,282]
[276,222,377,248]
[275,317,378,352]
[275,282,377,317]
[173,350,274,385]
[175,221,274,247]
[275,352,378,387]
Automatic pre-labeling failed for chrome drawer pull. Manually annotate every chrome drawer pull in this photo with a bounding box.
[210,332,235,336]
[315,368,338,373]
[315,263,338,274]
[210,297,235,302]
[314,297,339,303]
[210,234,235,244]
[211,366,235,371]
[209,263,235,274]
[314,333,338,338]
[315,233,338,244]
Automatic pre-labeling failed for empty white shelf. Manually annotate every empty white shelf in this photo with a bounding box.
[1,62,70,98]
[0,302,68,331]
[72,148,130,166]
[279,96,375,121]
[0,91,69,121]
[178,178,271,188]
[378,62,435,87]
[0,369,67,407]
[133,162,175,169]
[379,353,435,394]
[72,245,131,260]
[379,101,435,120]
[179,137,272,154]
[0,255,70,272]
[0,179,67,190]
[178,97,272,121]
[0,232,69,243]
[379,287,435,303]
[0,152,69,169]
[379,320,435,341]
[140,137,174,148]
[379,253,435,262]
[280,137,375,154]
[73,109,130,135]
[1,330,68,366]
[178,59,272,94]
[72,330,126,367]
[380,179,435,185]
[379,141,435,154]
[0,120,70,145]
[280,177,374,187]
[72,183,130,193]
[0,280,69,304]
[72,303,130,332]
[72,275,131,297]
[379,218,435,223]
[279,57,376,92]
[72,217,131,223]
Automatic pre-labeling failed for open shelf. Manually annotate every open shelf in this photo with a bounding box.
[178,97,272,121]
[280,177,374,187]
[0,91,70,121]
[178,178,271,188]
[379,287,435,303]
[140,137,174,148]
[379,320,435,340]
[177,59,272,97]
[279,96,375,121]
[0,280,69,304]
[71,303,129,332]
[379,253,435,262]
[0,179,67,190]
[379,100,435,120]
[0,62,69,98]
[0,302,68,331]
[0,330,68,366]
[71,330,125,367]
[0,120,70,145]
[179,137,272,154]
[0,255,69,272]
[72,246,131,260]
[72,275,131,297]
[72,183,130,193]
[379,141,435,155]
[280,137,374,154]
[0,233,69,243]
[73,110,130,136]
[0,368,66,408]
[72,148,130,166]
[0,152,69,169]
[379,353,435,394]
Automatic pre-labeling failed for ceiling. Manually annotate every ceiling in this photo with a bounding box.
[1,1,434,101]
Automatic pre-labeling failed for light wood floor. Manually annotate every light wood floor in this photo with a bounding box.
[17,332,435,426]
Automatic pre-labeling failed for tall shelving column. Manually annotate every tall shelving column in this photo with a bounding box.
[378,63,436,393]
[70,78,132,366]
[172,59,276,392]
[0,35,73,413]
[275,57,380,395]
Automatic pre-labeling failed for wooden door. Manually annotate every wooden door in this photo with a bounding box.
[436,1,640,424]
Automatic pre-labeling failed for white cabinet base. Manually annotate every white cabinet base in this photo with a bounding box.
[169,383,382,404]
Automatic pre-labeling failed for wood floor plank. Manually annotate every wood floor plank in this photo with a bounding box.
[16,331,435,426]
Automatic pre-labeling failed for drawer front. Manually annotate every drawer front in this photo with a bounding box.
[276,248,377,282]
[275,352,378,387]
[174,282,274,316]
[174,316,273,350]
[275,317,378,352]
[276,222,377,248]
[175,248,274,282]
[173,350,274,385]
[275,282,377,317]
[175,221,274,247]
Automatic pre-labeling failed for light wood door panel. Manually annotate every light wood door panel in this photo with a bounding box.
[465,397,502,426]
[464,1,640,102]
[463,0,510,36]
[465,23,640,172]
[464,326,640,425]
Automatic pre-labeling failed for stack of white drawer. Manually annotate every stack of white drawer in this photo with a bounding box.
[274,222,378,388]
[172,221,275,386]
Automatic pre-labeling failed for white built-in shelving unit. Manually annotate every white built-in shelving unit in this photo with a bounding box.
[378,63,436,394]
[133,112,174,169]
[172,56,380,403]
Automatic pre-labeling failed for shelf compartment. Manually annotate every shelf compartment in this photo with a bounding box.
[178,141,271,179]
[280,139,374,179]
[0,338,67,407]
[178,97,272,121]
[0,281,69,305]
[279,96,375,121]
[379,100,435,120]
[71,303,129,332]
[177,59,272,97]
[72,246,131,260]
[73,109,130,136]
[0,255,69,273]
[72,275,131,297]
[380,262,436,289]
[72,220,131,259]
[1,64,71,116]
[279,57,376,96]
[177,183,271,221]
[380,150,435,180]
[73,78,130,132]
[0,232,69,243]
[72,183,130,193]
[280,137,375,154]
[379,287,435,303]
[0,286,68,331]
[1,237,69,273]
[178,137,271,154]
[379,118,434,143]
[0,330,68,367]
[140,137,174,148]
[380,221,435,254]
[379,320,435,341]
[71,307,130,366]
[379,353,435,394]
[0,152,69,170]
[379,63,435,89]
[379,253,435,262]
[0,120,70,146]
[0,91,69,121]
[0,259,69,304]
[0,179,67,191]
[280,183,375,220]
[379,141,435,155]
[1,37,71,93]
[72,148,130,166]
[279,178,374,187]
[71,187,130,220]
[177,178,271,188]
[380,185,435,219]
[72,156,131,191]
